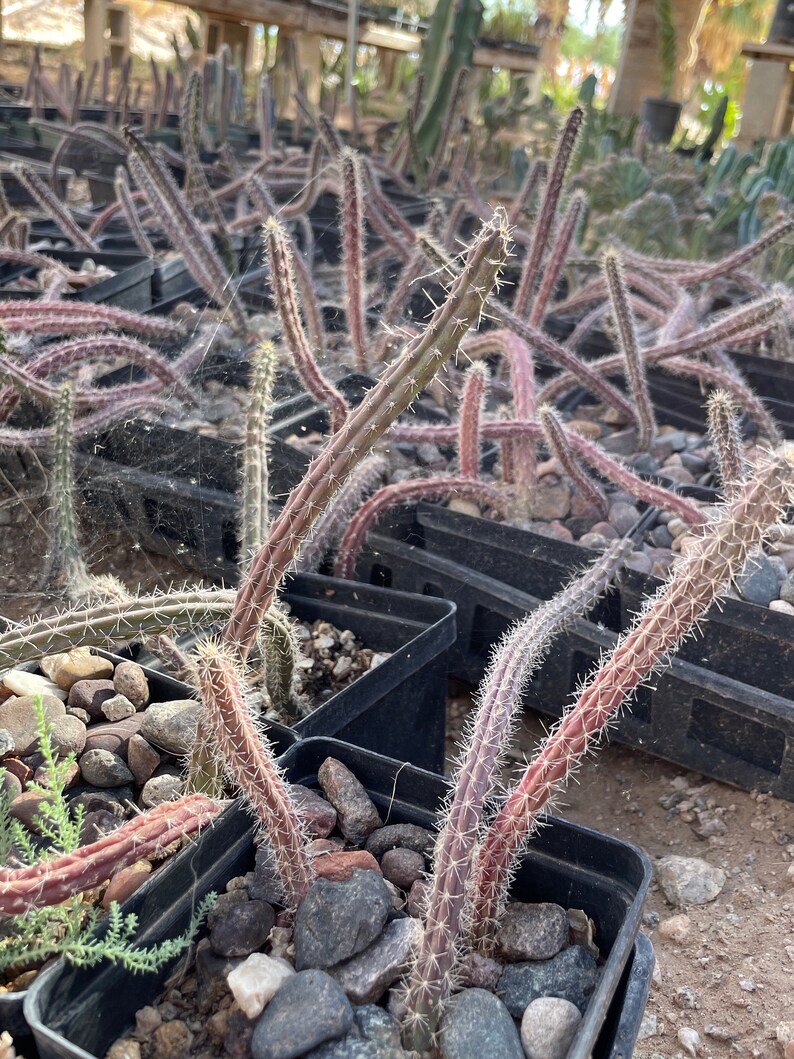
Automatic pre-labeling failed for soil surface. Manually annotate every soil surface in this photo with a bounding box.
[1,492,792,1058]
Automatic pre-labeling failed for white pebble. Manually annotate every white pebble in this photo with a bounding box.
[769,599,794,616]
[678,1026,701,1056]
[227,952,294,1018]
[521,997,582,1059]
[3,669,67,700]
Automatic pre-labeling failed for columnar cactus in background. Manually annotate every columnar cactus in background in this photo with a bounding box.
[339,149,368,372]
[240,342,278,563]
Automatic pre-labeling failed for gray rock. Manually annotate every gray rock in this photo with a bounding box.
[457,952,504,991]
[766,555,788,581]
[497,945,600,1016]
[662,430,688,452]
[68,679,117,719]
[101,694,137,722]
[250,845,285,905]
[331,917,421,1004]
[608,502,640,536]
[365,823,435,859]
[578,532,609,551]
[631,453,659,476]
[780,570,794,606]
[294,868,393,970]
[195,937,242,1012]
[0,694,65,755]
[79,808,123,844]
[251,969,354,1059]
[0,728,14,758]
[305,1005,407,1058]
[439,989,523,1059]
[69,785,133,818]
[680,453,708,475]
[50,714,87,756]
[656,855,726,906]
[293,784,338,839]
[140,769,184,807]
[380,848,425,890]
[495,902,569,961]
[317,758,382,844]
[650,525,674,549]
[520,997,582,1059]
[113,661,150,709]
[735,554,778,606]
[83,715,143,758]
[78,749,134,787]
[140,699,201,755]
[601,428,638,456]
[625,551,653,575]
[210,900,275,958]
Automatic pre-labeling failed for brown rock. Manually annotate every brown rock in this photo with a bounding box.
[0,694,66,755]
[3,757,32,784]
[34,758,80,790]
[293,784,338,838]
[317,757,382,843]
[380,848,425,890]
[103,861,152,908]
[9,789,50,831]
[83,714,144,758]
[127,734,161,786]
[152,1019,193,1059]
[312,849,382,882]
[113,661,150,710]
[528,478,571,521]
[68,679,118,720]
[41,648,114,691]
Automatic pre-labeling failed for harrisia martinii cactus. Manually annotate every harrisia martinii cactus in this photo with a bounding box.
[467,446,794,951]
[12,164,99,253]
[0,794,220,915]
[539,405,608,517]
[401,537,631,1050]
[339,149,368,372]
[603,249,656,450]
[459,362,488,480]
[241,342,277,563]
[527,190,585,328]
[707,391,748,499]
[114,165,154,257]
[0,301,182,338]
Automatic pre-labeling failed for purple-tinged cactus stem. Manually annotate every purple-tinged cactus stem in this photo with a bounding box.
[459,363,488,480]
[528,190,585,327]
[339,149,368,372]
[539,405,608,516]
[706,391,747,500]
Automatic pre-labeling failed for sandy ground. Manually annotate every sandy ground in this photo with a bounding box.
[1,483,792,1058]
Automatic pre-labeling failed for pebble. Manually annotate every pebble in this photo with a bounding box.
[304,1004,406,1058]
[113,661,150,709]
[365,823,435,859]
[140,699,201,755]
[497,945,600,1016]
[107,1042,141,1059]
[1,769,22,798]
[9,789,49,831]
[251,969,354,1059]
[41,649,114,691]
[195,938,242,1012]
[103,862,152,908]
[211,900,276,958]
[126,734,161,786]
[735,554,779,606]
[331,917,421,1004]
[83,715,143,758]
[294,868,393,970]
[494,902,569,961]
[293,784,338,838]
[447,498,481,519]
[312,849,381,882]
[608,501,640,536]
[601,428,637,455]
[656,913,692,943]
[625,551,652,574]
[677,1026,701,1057]
[457,951,503,991]
[101,694,137,722]
[650,525,674,549]
[590,521,620,541]
[250,846,286,905]
[140,769,184,807]
[34,758,80,790]
[780,571,794,606]
[0,727,13,757]
[579,532,609,550]
[656,855,726,906]
[152,1019,193,1058]
[79,749,134,788]
[637,1014,657,1040]
[520,996,582,1059]
[317,758,382,844]
[50,714,87,756]
[0,694,66,755]
[3,669,67,700]
[228,953,295,1018]
[439,988,523,1059]
[528,479,571,521]
[770,599,794,615]
[68,679,118,719]
[380,848,425,890]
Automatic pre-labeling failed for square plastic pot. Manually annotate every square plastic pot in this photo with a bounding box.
[25,737,652,1059]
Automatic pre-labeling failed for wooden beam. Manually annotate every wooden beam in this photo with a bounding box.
[740,39,794,63]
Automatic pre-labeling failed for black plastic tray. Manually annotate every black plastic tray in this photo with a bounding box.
[0,249,153,312]
[355,532,794,800]
[25,738,651,1059]
[0,651,295,1052]
[123,570,456,773]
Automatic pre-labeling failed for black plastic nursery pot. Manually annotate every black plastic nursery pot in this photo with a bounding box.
[0,652,296,1053]
[26,738,652,1059]
[355,531,794,800]
[0,250,153,312]
[639,97,683,145]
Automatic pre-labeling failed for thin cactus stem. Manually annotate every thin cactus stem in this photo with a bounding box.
[0,395,168,448]
[339,149,368,372]
[445,132,470,192]
[536,295,782,406]
[247,174,326,356]
[334,477,513,580]
[263,218,349,431]
[360,156,417,251]
[603,249,656,450]
[13,164,99,253]
[258,73,272,162]
[0,794,220,915]
[671,218,794,284]
[505,331,537,516]
[659,293,695,343]
[0,249,73,275]
[539,405,608,517]
[225,211,511,658]
[662,355,781,444]
[241,342,277,563]
[401,538,631,1050]
[257,602,303,720]
[0,300,182,338]
[469,451,793,948]
[528,190,585,327]
[707,391,747,499]
[47,383,91,599]
[296,454,388,572]
[427,66,468,189]
[113,166,155,257]
[124,129,248,334]
[0,589,238,669]
[513,108,584,318]
[373,244,427,361]
[507,158,547,225]
[459,363,488,480]
[194,640,313,908]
